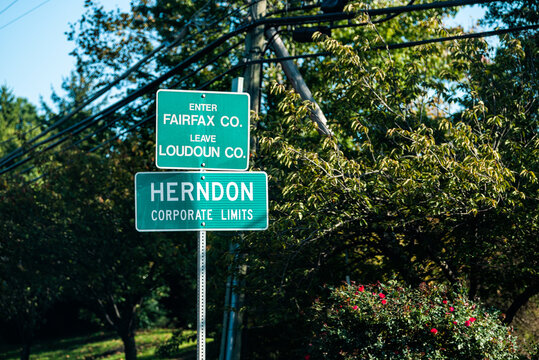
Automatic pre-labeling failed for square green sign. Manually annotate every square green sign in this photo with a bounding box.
[135,171,268,231]
[156,89,250,170]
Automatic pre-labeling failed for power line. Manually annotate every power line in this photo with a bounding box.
[375,24,539,50]
[0,0,52,31]
[9,40,245,178]
[91,24,539,153]
[2,0,501,162]
[0,0,516,175]
[21,20,535,182]
[0,1,253,168]
[261,0,505,27]
[0,0,229,160]
[0,0,19,16]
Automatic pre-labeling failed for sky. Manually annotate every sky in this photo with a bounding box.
[0,1,488,113]
[0,0,131,109]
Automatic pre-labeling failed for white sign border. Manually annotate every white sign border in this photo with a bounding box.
[155,89,251,171]
[135,171,268,232]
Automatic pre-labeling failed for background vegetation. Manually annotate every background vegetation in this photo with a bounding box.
[0,0,537,359]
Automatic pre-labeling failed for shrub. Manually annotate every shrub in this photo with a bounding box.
[306,281,522,359]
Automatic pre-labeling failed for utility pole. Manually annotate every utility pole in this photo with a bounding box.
[265,27,332,136]
[244,0,267,113]
[220,2,268,359]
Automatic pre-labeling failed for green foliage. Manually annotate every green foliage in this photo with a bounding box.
[0,329,173,360]
[308,281,522,360]
[0,180,66,351]
[155,329,197,358]
[0,86,43,154]
[244,5,538,356]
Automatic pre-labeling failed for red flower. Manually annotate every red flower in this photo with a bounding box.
[453,321,458,325]
[442,300,448,304]
[431,328,438,334]
[381,299,387,305]
[358,285,365,292]
[352,305,358,310]
[305,355,311,360]
[449,307,455,312]
[379,293,386,299]
[465,320,471,327]
[469,317,476,323]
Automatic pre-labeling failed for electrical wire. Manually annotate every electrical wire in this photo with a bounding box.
[1,0,500,163]
[0,0,19,16]
[0,1,257,169]
[13,40,245,178]
[0,0,234,162]
[1,0,517,176]
[375,23,539,50]
[22,19,535,183]
[91,23,539,152]
[329,0,416,29]
[261,0,504,27]
[0,0,52,31]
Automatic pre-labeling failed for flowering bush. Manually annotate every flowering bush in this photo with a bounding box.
[307,281,523,359]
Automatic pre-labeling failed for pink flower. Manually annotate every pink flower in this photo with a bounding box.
[352,305,358,310]
[358,285,365,292]
[431,328,438,334]
[442,300,448,304]
[381,299,387,305]
[305,355,311,360]
[379,293,386,299]
[453,321,458,325]
[449,307,455,312]
[355,292,359,295]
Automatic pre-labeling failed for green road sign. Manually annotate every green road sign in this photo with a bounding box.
[156,89,250,170]
[135,171,268,231]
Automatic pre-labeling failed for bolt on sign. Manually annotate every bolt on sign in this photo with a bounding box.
[156,89,250,170]
[135,171,268,231]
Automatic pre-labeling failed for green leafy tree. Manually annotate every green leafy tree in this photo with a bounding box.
[0,86,43,172]
[239,4,537,357]
[38,142,186,360]
[0,181,66,360]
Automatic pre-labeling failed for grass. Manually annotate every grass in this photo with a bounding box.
[0,328,204,360]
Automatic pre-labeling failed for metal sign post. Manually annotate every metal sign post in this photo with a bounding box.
[135,83,267,360]
[197,225,206,359]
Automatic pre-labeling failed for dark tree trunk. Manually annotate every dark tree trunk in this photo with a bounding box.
[16,318,33,360]
[20,342,31,360]
[121,331,138,360]
[503,286,539,324]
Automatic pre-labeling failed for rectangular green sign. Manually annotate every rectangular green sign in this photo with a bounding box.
[156,89,250,170]
[135,172,268,231]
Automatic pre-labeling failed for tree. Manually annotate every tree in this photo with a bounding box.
[2,0,535,358]
[238,5,538,357]
[0,86,43,177]
[0,180,66,360]
[38,141,187,360]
